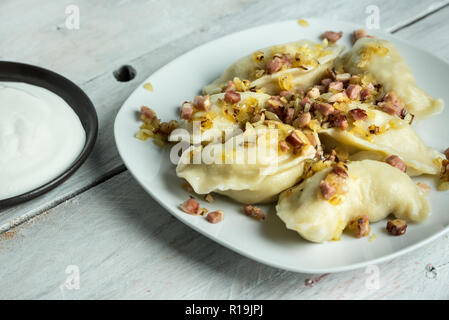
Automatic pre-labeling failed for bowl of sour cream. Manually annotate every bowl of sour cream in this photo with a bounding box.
[0,61,98,207]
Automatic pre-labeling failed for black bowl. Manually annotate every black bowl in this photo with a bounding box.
[0,61,98,208]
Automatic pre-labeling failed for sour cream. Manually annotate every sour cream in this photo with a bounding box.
[0,82,86,200]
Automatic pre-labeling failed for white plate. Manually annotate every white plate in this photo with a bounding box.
[114,19,449,273]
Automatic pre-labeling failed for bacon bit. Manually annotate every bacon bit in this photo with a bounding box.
[180,197,200,215]
[321,78,332,87]
[385,155,407,172]
[243,205,265,220]
[301,97,312,107]
[286,131,304,148]
[206,210,224,224]
[348,215,370,238]
[360,89,371,101]
[417,182,431,195]
[296,112,312,128]
[380,92,405,118]
[329,114,348,130]
[321,31,343,43]
[328,81,344,92]
[224,90,241,104]
[193,95,211,111]
[267,95,284,109]
[320,180,336,200]
[346,84,362,100]
[180,102,194,120]
[141,106,156,121]
[280,141,290,152]
[315,102,334,116]
[182,181,194,193]
[444,147,449,160]
[280,90,293,97]
[250,113,262,123]
[353,29,367,43]
[332,165,348,178]
[266,56,284,74]
[349,108,367,121]
[307,87,321,99]
[283,107,295,124]
[204,193,215,203]
[386,219,407,236]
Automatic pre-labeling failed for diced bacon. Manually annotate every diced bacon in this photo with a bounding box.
[384,91,403,107]
[283,107,295,124]
[349,108,367,121]
[180,102,194,120]
[332,165,348,178]
[350,215,370,238]
[321,31,343,43]
[182,181,194,193]
[320,180,336,200]
[204,193,214,203]
[206,210,224,224]
[379,102,402,118]
[180,197,200,215]
[386,219,407,236]
[307,87,321,99]
[360,89,371,101]
[243,205,265,220]
[321,78,332,87]
[281,53,293,66]
[224,90,241,104]
[330,114,348,130]
[346,84,363,100]
[301,97,312,107]
[266,56,284,74]
[280,141,290,152]
[296,112,311,128]
[280,90,293,97]
[328,81,344,92]
[315,102,334,116]
[353,29,367,43]
[141,106,156,121]
[366,83,375,91]
[385,155,407,172]
[286,131,304,148]
[193,95,211,111]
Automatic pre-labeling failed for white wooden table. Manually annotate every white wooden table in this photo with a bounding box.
[1,0,449,299]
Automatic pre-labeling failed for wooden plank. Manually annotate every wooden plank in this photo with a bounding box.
[1,0,447,229]
[394,6,449,61]
[1,171,448,299]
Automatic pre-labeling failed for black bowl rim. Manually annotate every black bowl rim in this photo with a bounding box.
[0,61,98,208]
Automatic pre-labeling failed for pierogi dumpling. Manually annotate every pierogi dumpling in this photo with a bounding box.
[276,160,430,243]
[203,40,344,95]
[319,103,444,176]
[176,122,317,204]
[341,38,444,119]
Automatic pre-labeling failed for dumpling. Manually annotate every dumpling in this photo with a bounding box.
[203,40,344,95]
[319,103,444,176]
[340,38,444,119]
[171,92,271,144]
[176,122,317,204]
[276,160,430,243]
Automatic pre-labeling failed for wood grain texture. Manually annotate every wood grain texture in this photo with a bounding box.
[1,0,448,231]
[0,171,448,299]
[2,0,449,299]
